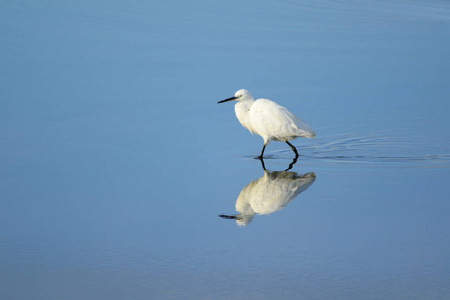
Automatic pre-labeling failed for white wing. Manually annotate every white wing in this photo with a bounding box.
[249,99,315,141]
[237,171,316,215]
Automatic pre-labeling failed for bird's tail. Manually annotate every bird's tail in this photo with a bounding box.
[306,131,316,138]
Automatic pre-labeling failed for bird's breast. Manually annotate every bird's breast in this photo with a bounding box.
[234,100,257,134]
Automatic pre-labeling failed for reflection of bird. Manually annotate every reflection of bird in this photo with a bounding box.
[220,167,316,226]
[218,89,315,158]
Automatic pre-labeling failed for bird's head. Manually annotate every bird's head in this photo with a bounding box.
[218,89,253,104]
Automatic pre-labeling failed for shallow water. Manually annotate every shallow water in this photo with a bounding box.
[1,0,450,299]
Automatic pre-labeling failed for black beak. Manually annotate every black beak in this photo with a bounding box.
[218,96,237,104]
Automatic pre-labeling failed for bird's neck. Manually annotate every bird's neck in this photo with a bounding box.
[234,99,255,134]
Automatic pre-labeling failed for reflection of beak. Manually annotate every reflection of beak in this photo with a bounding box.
[218,214,237,219]
[217,96,237,104]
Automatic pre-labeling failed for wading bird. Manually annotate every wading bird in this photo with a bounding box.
[219,166,316,226]
[218,89,315,158]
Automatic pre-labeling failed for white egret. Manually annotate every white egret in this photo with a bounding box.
[219,169,316,226]
[218,89,315,158]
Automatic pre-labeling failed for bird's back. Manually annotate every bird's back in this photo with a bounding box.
[249,98,315,141]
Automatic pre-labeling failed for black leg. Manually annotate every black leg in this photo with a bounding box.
[259,156,267,171]
[285,156,298,171]
[286,141,299,157]
[257,144,266,159]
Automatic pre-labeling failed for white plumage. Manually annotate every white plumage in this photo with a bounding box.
[220,170,316,226]
[218,89,315,158]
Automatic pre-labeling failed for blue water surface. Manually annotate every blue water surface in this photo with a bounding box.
[1,1,450,299]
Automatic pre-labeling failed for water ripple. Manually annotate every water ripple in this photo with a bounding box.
[273,132,450,168]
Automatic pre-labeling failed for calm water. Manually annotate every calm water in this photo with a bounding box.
[1,0,450,299]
